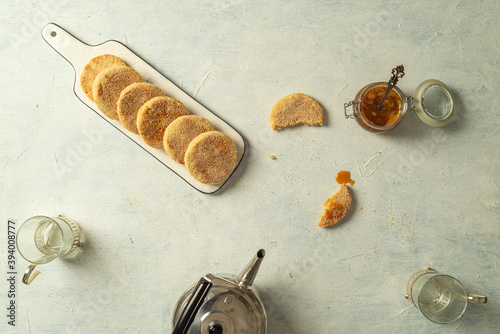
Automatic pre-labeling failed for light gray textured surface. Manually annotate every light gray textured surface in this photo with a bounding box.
[1,0,499,333]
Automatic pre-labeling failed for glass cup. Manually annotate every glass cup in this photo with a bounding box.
[405,268,487,324]
[16,215,83,285]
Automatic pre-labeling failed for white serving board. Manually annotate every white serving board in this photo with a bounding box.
[41,23,245,194]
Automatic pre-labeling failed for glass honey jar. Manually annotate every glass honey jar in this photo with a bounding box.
[344,82,408,132]
[345,76,455,133]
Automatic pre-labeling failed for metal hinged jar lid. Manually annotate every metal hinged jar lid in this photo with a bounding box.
[411,79,455,127]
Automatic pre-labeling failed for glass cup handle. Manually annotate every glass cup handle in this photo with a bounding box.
[22,264,41,285]
[467,293,487,303]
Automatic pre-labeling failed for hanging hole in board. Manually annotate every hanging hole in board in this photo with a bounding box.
[50,31,57,37]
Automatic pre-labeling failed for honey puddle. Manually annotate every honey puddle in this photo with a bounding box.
[336,170,355,186]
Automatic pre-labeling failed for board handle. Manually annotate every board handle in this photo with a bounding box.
[42,23,91,67]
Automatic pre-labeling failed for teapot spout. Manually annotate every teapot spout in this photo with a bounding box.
[236,249,266,289]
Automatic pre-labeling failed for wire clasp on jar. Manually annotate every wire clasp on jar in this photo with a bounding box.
[407,96,414,110]
[344,100,358,119]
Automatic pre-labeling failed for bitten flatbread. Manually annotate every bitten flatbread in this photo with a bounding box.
[317,184,352,227]
[270,93,323,130]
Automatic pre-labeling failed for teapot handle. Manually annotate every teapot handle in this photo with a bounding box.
[172,274,214,334]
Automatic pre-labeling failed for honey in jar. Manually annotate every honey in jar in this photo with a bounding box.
[345,82,408,133]
[361,86,401,126]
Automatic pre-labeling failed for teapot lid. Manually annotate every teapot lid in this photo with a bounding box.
[172,275,267,334]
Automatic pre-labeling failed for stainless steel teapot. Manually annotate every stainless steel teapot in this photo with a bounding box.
[172,249,267,334]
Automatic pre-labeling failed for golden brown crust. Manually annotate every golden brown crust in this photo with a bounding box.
[92,66,143,120]
[185,131,237,184]
[80,54,126,101]
[270,93,323,130]
[136,96,189,149]
[317,184,352,227]
[117,82,165,134]
[163,115,214,164]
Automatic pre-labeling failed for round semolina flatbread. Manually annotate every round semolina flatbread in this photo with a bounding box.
[117,82,165,134]
[80,54,126,101]
[317,184,352,227]
[137,96,189,149]
[185,131,237,184]
[163,115,214,164]
[92,66,143,120]
[270,93,323,130]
